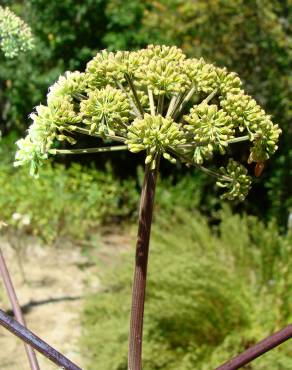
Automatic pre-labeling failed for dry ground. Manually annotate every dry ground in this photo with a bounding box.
[0,230,133,370]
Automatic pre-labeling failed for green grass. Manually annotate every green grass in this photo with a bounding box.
[82,206,292,369]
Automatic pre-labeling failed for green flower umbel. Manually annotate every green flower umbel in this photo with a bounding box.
[80,86,130,136]
[15,45,281,200]
[184,103,234,164]
[216,160,251,201]
[127,114,185,169]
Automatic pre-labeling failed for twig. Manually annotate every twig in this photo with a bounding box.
[128,160,160,370]
[0,309,82,370]
[0,248,40,370]
[169,92,184,119]
[216,325,292,370]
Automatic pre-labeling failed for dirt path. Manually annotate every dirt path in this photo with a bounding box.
[0,237,104,370]
[0,229,133,370]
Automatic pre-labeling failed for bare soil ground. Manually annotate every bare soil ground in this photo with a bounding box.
[0,229,133,370]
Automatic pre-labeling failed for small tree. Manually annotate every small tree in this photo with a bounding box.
[15,45,281,369]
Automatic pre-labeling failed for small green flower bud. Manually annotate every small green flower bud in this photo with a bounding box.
[47,71,87,103]
[80,86,130,135]
[127,114,185,167]
[184,103,234,163]
[217,160,251,201]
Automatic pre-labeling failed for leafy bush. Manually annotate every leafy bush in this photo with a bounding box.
[82,207,292,369]
[0,157,139,244]
[0,133,216,244]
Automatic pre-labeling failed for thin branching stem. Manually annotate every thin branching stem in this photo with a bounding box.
[168,147,232,182]
[166,95,178,117]
[148,88,156,116]
[49,145,127,155]
[156,94,164,115]
[177,135,251,149]
[228,135,250,144]
[0,309,82,370]
[67,125,126,143]
[114,79,141,118]
[172,86,196,120]
[196,163,232,182]
[202,88,218,104]
[169,91,185,119]
[124,73,144,117]
[0,249,40,370]
[73,92,87,101]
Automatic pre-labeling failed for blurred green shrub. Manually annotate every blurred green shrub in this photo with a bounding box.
[1,0,291,222]
[82,207,292,369]
[0,157,139,244]
[0,134,215,244]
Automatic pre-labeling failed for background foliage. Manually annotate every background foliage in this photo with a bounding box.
[82,207,292,369]
[0,135,139,243]
[0,0,291,223]
[0,2,291,369]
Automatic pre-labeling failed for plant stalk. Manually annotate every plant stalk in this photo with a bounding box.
[68,125,126,143]
[216,324,292,370]
[125,73,144,117]
[148,88,156,116]
[0,308,82,370]
[0,248,40,370]
[128,161,160,370]
[49,145,127,155]
[172,87,196,120]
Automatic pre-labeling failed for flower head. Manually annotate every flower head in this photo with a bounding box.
[47,71,87,103]
[14,136,47,177]
[80,86,130,135]
[216,160,251,201]
[127,114,185,168]
[15,45,281,200]
[184,103,234,163]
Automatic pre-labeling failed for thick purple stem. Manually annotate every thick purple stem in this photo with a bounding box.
[0,248,40,370]
[128,163,159,370]
[216,324,292,370]
[0,308,82,370]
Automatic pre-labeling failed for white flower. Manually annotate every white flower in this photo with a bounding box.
[21,215,31,226]
[12,212,22,221]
